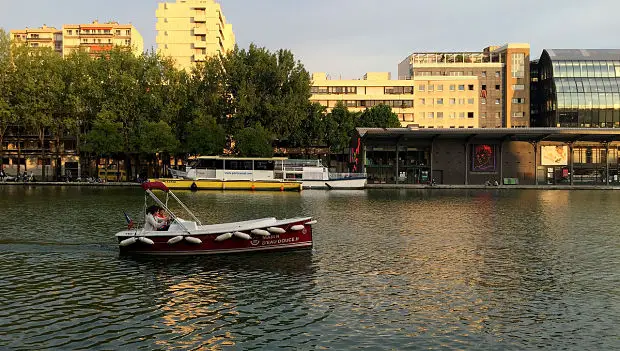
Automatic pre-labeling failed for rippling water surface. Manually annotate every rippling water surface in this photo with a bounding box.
[0,186,618,350]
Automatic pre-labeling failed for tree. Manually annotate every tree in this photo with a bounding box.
[289,102,327,149]
[138,120,179,177]
[325,102,357,154]
[82,111,124,178]
[0,29,13,171]
[358,104,401,128]
[221,45,312,140]
[235,124,273,157]
[184,113,226,157]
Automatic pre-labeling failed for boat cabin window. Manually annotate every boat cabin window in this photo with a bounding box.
[254,161,275,170]
[189,159,223,169]
[225,160,254,170]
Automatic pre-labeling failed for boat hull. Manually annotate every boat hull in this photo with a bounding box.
[303,177,367,190]
[149,179,302,192]
[116,217,313,256]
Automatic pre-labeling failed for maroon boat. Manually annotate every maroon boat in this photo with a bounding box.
[115,182,315,255]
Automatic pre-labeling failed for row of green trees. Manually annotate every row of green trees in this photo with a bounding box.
[0,29,401,179]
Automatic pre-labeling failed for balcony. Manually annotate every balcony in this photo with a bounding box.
[194,54,206,62]
[193,15,207,23]
[194,41,206,49]
[193,27,206,35]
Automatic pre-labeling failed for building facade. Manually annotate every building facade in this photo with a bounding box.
[356,128,620,186]
[10,25,63,54]
[156,0,236,71]
[398,43,530,128]
[10,21,143,57]
[62,21,144,57]
[534,49,620,128]
[310,72,481,128]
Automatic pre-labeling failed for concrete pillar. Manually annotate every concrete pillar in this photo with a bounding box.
[605,143,610,186]
[533,142,538,186]
[464,143,469,185]
[569,143,574,186]
[499,141,503,185]
[395,143,399,185]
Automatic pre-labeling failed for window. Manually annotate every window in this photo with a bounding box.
[481,71,487,77]
[436,98,444,105]
[481,98,486,104]
[458,98,465,105]
[437,112,444,118]
[450,85,456,91]
[468,98,475,104]
[419,98,425,105]
[495,112,501,118]
[126,30,131,35]
[511,53,525,78]
[495,71,500,77]
[468,112,474,118]
[459,112,465,118]
[513,84,525,90]
[449,112,455,118]
[427,112,434,118]
[495,99,501,104]
[449,98,456,105]
[67,30,73,35]
[418,85,425,92]
[116,30,121,35]
[468,84,474,91]
[437,85,443,92]
[512,98,525,104]
[458,85,465,91]
[495,84,500,90]
[481,112,487,118]
[428,85,434,92]
[512,112,525,118]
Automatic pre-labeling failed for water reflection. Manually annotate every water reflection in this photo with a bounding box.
[1,187,619,350]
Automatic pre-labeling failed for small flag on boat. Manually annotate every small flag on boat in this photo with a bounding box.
[124,211,135,229]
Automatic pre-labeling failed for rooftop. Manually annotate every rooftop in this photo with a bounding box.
[545,49,620,61]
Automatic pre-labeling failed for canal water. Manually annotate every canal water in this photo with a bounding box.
[0,186,618,350]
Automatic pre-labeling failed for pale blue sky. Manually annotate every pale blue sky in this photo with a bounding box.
[1,0,619,78]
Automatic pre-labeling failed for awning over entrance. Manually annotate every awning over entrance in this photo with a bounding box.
[357,127,620,144]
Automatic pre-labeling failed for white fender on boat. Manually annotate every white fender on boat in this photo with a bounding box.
[119,237,138,247]
[138,237,155,245]
[185,236,202,245]
[234,231,252,240]
[215,233,233,242]
[167,236,184,245]
[252,228,271,236]
[290,224,305,231]
[266,227,285,234]
[306,220,317,225]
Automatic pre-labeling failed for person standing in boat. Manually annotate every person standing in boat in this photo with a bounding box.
[144,205,165,231]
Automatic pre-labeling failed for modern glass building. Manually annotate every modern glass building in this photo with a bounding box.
[536,49,620,128]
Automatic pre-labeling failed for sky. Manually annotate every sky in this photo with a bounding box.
[2,0,620,79]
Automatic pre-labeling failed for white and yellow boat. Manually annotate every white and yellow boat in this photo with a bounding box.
[148,178,302,192]
[152,156,302,191]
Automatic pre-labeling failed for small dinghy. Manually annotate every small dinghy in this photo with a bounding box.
[115,182,315,255]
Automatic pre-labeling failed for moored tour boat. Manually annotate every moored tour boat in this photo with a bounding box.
[116,181,315,255]
[163,156,366,190]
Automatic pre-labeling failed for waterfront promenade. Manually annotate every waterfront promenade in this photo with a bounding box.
[2,180,620,190]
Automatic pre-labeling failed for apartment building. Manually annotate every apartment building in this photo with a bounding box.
[10,21,143,57]
[398,43,530,128]
[10,25,63,54]
[310,72,480,128]
[62,21,144,57]
[156,0,236,70]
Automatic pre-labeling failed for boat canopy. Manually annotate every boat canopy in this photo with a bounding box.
[141,181,170,192]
